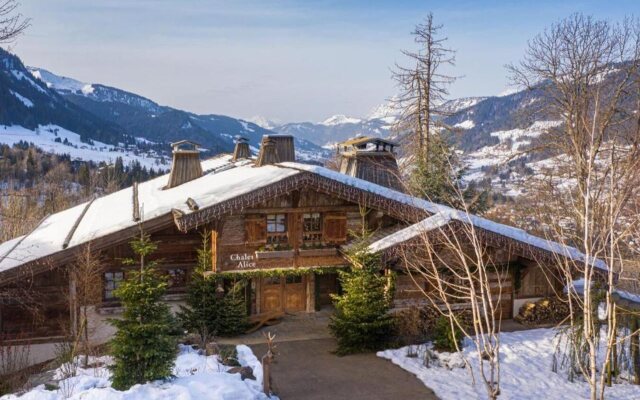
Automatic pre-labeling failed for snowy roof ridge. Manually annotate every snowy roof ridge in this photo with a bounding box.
[369,212,452,253]
[0,156,607,277]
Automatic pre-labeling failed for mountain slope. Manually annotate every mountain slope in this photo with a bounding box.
[0,49,131,146]
[28,67,328,160]
[269,96,489,148]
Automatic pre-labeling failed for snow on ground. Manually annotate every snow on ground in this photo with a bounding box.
[378,328,640,400]
[460,120,564,195]
[454,120,475,130]
[1,345,274,400]
[321,114,362,125]
[0,124,167,169]
[10,90,34,108]
[28,67,95,95]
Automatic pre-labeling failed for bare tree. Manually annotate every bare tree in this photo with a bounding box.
[398,185,505,399]
[508,14,640,399]
[68,244,103,367]
[0,0,29,44]
[393,12,457,161]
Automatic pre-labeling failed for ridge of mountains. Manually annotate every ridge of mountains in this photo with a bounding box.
[0,47,328,169]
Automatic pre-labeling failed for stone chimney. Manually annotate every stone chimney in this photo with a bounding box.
[166,140,203,188]
[232,136,251,161]
[255,134,295,166]
[337,136,403,191]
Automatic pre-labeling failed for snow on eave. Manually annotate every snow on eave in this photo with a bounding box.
[368,213,452,253]
[280,162,606,271]
[283,161,607,271]
[0,154,240,274]
[0,157,607,277]
[613,288,640,305]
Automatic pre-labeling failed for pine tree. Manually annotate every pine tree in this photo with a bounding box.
[329,232,394,355]
[409,134,489,214]
[178,232,248,341]
[218,281,249,337]
[109,229,179,390]
[178,232,223,345]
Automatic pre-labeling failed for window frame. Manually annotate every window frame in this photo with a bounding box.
[302,212,323,244]
[103,271,124,301]
[266,213,288,245]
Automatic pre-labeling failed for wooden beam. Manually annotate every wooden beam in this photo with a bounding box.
[132,182,140,222]
[244,205,360,214]
[63,197,96,249]
[186,197,199,211]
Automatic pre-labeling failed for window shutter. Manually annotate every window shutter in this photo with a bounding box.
[323,213,347,243]
[245,215,267,244]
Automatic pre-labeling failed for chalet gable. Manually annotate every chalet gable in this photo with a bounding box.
[0,152,608,285]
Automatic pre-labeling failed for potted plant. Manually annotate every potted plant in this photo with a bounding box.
[255,243,295,259]
[298,242,338,257]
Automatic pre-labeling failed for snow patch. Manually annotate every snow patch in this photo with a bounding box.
[321,115,362,125]
[28,66,93,94]
[454,120,475,130]
[10,90,34,108]
[378,328,640,400]
[0,345,274,400]
[0,125,166,169]
[11,69,48,94]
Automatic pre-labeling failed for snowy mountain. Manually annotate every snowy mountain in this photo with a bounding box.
[27,66,328,161]
[0,49,132,147]
[267,96,488,148]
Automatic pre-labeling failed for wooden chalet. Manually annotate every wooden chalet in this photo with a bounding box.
[0,134,606,366]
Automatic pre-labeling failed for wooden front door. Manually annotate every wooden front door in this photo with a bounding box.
[489,270,513,320]
[261,276,283,313]
[284,275,306,312]
[316,273,338,307]
[260,275,307,313]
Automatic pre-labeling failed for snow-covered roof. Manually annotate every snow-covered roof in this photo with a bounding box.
[0,155,298,274]
[367,209,607,271]
[369,213,452,253]
[0,155,607,277]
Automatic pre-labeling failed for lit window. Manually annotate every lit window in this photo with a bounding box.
[104,271,124,300]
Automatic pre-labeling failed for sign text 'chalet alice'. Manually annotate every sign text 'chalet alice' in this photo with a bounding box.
[230,253,257,269]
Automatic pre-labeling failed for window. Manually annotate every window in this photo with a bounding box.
[104,271,124,300]
[165,268,187,289]
[286,275,303,284]
[266,213,288,245]
[303,213,322,243]
[322,213,347,243]
[264,276,281,285]
[267,214,286,233]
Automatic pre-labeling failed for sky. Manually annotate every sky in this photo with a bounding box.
[10,0,640,122]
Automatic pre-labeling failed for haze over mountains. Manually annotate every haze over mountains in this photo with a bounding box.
[2,46,630,198]
[0,48,328,170]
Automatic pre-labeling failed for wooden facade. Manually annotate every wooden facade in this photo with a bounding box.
[0,150,576,344]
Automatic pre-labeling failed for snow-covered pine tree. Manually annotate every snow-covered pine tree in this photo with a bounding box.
[329,231,394,355]
[109,229,179,390]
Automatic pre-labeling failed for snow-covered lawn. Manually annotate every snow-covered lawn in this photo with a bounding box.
[1,345,274,400]
[378,328,640,400]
